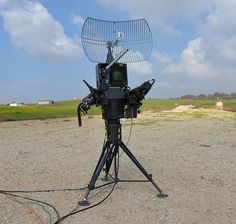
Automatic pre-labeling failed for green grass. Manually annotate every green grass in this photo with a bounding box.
[143,99,212,110]
[142,99,236,110]
[0,99,235,122]
[0,100,101,122]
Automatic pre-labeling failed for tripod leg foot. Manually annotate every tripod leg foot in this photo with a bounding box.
[78,188,91,206]
[157,193,168,198]
[78,199,90,206]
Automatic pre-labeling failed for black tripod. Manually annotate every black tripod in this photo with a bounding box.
[79,119,168,206]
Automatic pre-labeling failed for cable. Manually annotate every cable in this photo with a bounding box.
[0,118,133,223]
[111,118,133,167]
[0,186,88,222]
[53,182,117,224]
[125,118,133,147]
[118,118,133,159]
[0,191,60,220]
[0,181,115,224]
[58,182,115,220]
[5,194,48,224]
[0,186,87,194]
[93,181,115,190]
[0,181,115,223]
[88,183,114,201]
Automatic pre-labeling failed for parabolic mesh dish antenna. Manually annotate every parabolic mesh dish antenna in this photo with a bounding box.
[81,17,153,63]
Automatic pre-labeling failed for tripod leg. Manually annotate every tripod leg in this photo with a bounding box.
[79,144,115,206]
[119,141,168,198]
[92,141,107,178]
[103,144,119,181]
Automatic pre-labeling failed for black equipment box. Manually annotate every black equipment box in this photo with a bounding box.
[96,63,128,88]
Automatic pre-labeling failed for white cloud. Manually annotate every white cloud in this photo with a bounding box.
[97,0,211,18]
[157,36,235,81]
[153,36,236,85]
[0,0,7,6]
[152,50,171,66]
[128,61,154,77]
[198,0,236,66]
[138,0,236,84]
[176,0,236,80]
[158,82,187,89]
[71,14,84,28]
[0,0,83,61]
[97,0,236,93]
[97,0,214,35]
[163,37,215,79]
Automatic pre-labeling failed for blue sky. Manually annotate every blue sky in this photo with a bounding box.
[0,0,236,104]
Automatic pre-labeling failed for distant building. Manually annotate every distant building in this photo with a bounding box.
[38,100,54,105]
[9,102,24,106]
[73,97,80,100]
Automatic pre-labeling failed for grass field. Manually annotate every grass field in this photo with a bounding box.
[0,99,236,122]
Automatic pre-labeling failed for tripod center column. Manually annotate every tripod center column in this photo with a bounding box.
[105,119,122,142]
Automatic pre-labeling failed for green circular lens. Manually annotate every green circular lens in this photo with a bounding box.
[112,71,123,81]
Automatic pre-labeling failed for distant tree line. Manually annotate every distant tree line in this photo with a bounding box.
[181,92,236,100]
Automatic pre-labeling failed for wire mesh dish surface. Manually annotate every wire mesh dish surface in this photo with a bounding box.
[81,17,153,63]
